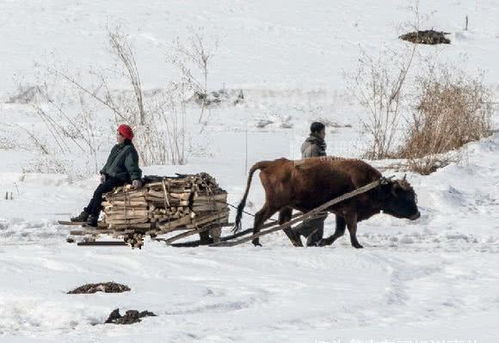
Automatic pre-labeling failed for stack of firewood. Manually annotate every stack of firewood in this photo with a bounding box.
[102,173,229,233]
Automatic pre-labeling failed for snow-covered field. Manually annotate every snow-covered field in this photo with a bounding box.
[1,1,498,342]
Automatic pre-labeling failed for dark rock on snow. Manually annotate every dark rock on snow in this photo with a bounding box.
[105,308,157,325]
[399,30,451,45]
[67,282,130,294]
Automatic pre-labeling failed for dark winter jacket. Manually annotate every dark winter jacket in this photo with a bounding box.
[301,133,327,158]
[100,140,142,182]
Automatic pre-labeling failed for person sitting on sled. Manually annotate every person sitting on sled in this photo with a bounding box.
[71,124,142,227]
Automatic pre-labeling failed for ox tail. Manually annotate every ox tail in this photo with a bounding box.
[234,161,270,232]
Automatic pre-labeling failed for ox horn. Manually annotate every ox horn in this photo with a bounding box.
[380,175,395,185]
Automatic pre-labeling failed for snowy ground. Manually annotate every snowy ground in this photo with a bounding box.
[1,1,499,342]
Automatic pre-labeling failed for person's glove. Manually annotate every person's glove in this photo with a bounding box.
[100,174,106,184]
[132,180,142,189]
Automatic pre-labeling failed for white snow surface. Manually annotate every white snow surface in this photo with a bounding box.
[1,1,499,342]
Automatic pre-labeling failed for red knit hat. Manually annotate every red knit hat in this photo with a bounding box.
[117,124,134,140]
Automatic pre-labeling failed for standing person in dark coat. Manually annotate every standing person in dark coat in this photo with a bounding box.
[301,122,327,158]
[71,124,142,227]
[292,122,328,246]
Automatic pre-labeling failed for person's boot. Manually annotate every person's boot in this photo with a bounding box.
[71,211,89,222]
[86,215,99,227]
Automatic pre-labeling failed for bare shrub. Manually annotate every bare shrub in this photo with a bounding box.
[0,126,21,150]
[39,26,190,167]
[22,156,70,175]
[15,25,220,171]
[399,67,493,174]
[406,156,452,175]
[162,86,188,165]
[138,83,188,165]
[97,26,189,165]
[348,0,423,160]
[172,29,218,124]
[14,124,50,155]
[108,28,146,125]
[6,85,44,104]
[20,82,102,174]
[350,46,416,159]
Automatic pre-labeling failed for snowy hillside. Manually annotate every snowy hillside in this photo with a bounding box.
[2,0,499,92]
[1,1,498,343]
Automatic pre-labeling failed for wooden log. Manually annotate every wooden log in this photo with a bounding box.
[106,211,150,218]
[108,223,151,230]
[71,228,117,236]
[192,202,229,212]
[146,180,193,188]
[78,241,128,246]
[146,199,189,207]
[193,194,227,202]
[105,190,147,199]
[146,190,191,200]
[105,209,149,215]
[106,221,149,227]
[104,207,149,213]
[105,218,149,225]
[103,201,148,207]
[157,215,193,232]
[105,216,149,222]
[105,205,145,209]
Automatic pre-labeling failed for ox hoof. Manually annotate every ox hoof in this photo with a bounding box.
[352,243,364,249]
[252,240,262,247]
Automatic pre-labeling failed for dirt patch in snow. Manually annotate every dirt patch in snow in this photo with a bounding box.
[399,30,451,45]
[105,308,156,325]
[67,282,130,294]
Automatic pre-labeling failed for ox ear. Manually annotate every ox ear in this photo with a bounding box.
[377,181,396,200]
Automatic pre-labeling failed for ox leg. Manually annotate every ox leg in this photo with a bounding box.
[279,207,303,247]
[318,215,346,246]
[252,204,278,247]
[345,213,363,249]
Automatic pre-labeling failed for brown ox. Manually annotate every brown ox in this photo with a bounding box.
[234,157,420,247]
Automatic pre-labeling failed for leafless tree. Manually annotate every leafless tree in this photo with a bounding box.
[33,25,190,168]
[172,29,218,123]
[108,27,146,125]
[350,45,416,159]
